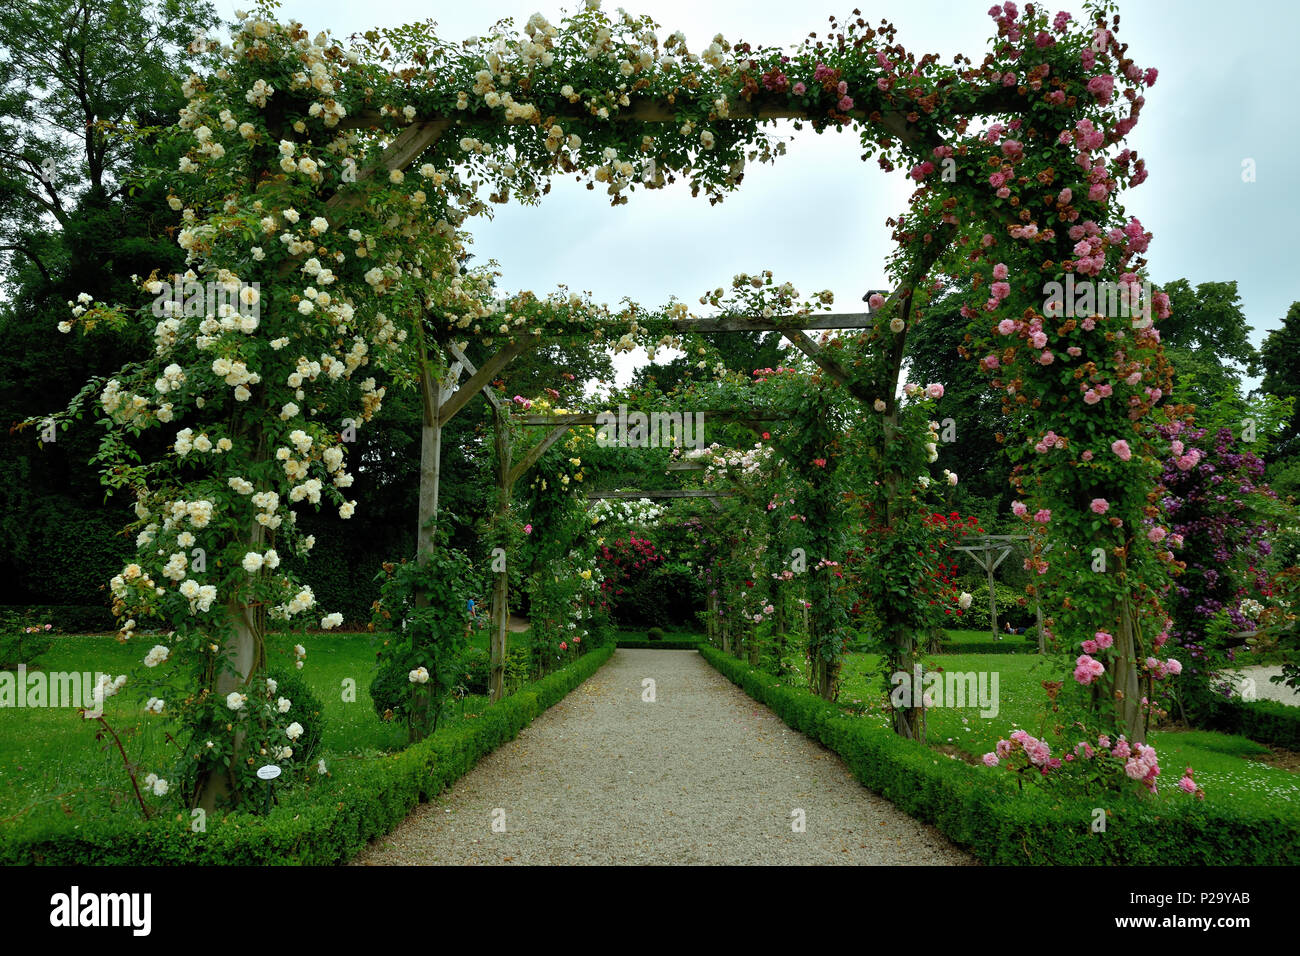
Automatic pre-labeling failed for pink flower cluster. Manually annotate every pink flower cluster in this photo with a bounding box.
[1177,767,1204,798]
[1074,653,1105,685]
[985,728,1056,772]
[986,731,1199,797]
[1122,741,1160,791]
[1080,630,1114,654]
[1144,656,1182,679]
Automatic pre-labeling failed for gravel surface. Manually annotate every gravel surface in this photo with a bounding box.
[352,649,974,865]
[1223,665,1300,706]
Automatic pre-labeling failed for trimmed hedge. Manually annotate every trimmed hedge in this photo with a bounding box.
[0,644,614,865]
[1195,695,1300,751]
[615,638,703,650]
[1,604,116,634]
[700,646,1300,865]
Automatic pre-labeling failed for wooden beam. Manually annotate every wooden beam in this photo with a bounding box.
[338,83,1031,157]
[507,424,570,486]
[585,489,738,499]
[438,338,536,426]
[666,460,707,471]
[515,409,789,427]
[672,312,874,333]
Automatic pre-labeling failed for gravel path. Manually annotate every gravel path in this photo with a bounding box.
[352,649,974,865]
[1223,665,1300,706]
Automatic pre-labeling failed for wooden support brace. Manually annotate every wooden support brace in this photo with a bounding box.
[507,425,570,486]
[445,341,507,413]
[439,337,536,426]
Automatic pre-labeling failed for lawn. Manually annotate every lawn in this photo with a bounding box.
[0,626,544,823]
[826,650,1300,819]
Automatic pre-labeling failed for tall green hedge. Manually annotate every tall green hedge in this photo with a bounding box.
[700,647,1299,865]
[0,645,614,865]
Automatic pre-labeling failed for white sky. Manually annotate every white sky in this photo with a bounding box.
[245,0,1299,388]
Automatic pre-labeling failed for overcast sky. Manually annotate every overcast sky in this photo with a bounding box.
[250,0,1298,388]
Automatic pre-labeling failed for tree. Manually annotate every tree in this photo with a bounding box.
[0,0,215,614]
[1259,301,1300,462]
[1159,279,1257,413]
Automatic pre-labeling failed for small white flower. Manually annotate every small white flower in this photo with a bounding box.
[226,691,246,711]
[286,721,304,741]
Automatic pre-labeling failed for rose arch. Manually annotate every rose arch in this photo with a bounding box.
[53,1,1181,808]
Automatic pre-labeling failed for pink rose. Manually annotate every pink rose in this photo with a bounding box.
[1090,498,1109,514]
[1111,439,1132,461]
[926,383,945,400]
[868,293,885,310]
[1073,654,1104,685]
[1011,501,1028,517]
[982,753,999,767]
[1095,631,1114,649]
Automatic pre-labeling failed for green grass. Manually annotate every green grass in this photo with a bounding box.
[824,650,1300,818]
[942,627,1032,643]
[0,627,546,824]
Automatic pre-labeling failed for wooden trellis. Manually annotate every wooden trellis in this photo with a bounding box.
[953,534,1053,652]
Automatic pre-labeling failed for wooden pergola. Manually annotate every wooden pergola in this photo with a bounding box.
[300,63,1037,714]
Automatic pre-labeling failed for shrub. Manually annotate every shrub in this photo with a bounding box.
[646,627,665,642]
[959,582,1035,633]
[0,631,54,669]
[267,666,325,770]
[460,645,530,696]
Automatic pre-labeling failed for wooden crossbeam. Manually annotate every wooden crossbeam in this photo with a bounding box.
[666,460,707,471]
[338,83,1029,158]
[777,326,876,404]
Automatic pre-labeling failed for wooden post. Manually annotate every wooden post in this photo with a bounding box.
[489,404,511,702]
[985,544,999,640]
[416,344,457,568]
